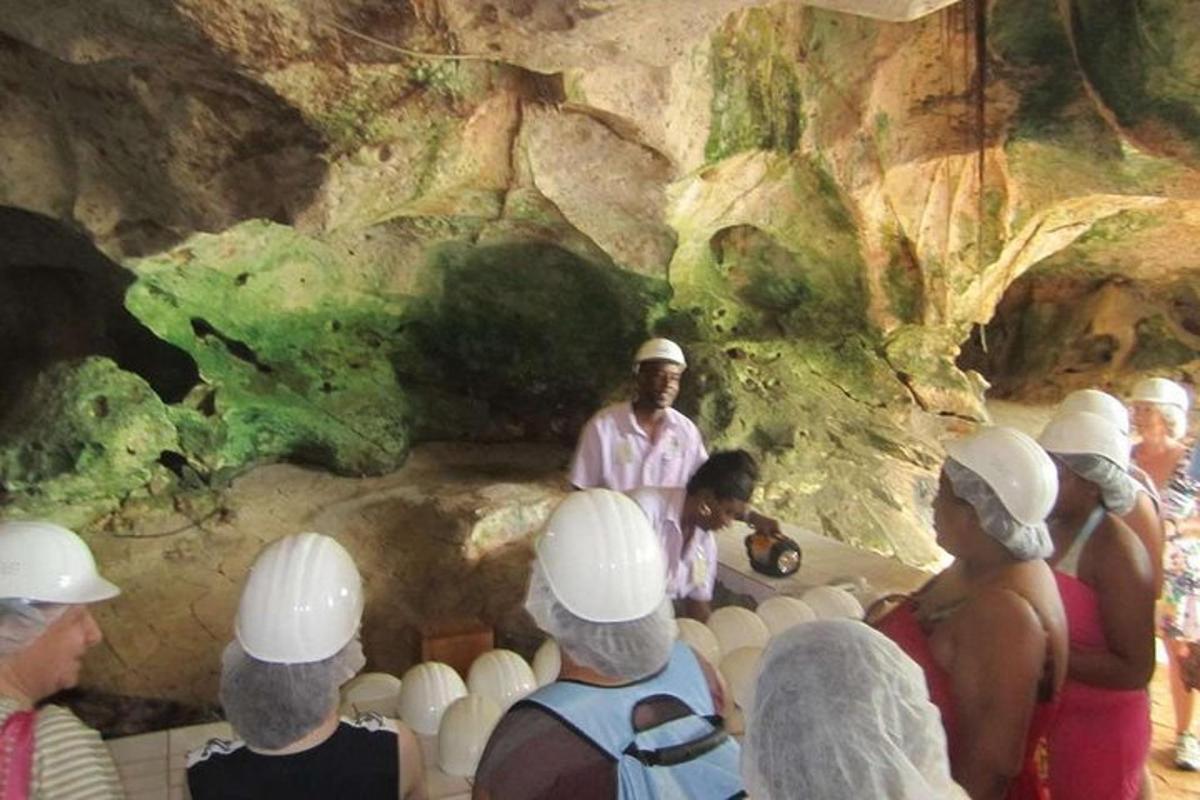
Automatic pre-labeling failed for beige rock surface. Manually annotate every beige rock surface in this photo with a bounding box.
[85,444,568,705]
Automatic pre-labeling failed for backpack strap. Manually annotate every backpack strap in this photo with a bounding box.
[622,715,729,766]
[521,642,715,757]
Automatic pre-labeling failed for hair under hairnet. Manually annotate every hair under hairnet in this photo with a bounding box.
[743,620,967,800]
[1055,453,1137,515]
[525,562,674,682]
[0,599,69,658]
[219,637,365,751]
[944,459,1053,560]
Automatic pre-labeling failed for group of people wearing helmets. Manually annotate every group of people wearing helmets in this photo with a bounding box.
[0,335,1196,800]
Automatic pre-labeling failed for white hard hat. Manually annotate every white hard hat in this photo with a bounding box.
[755,596,816,637]
[1039,410,1131,471]
[1059,389,1131,436]
[398,661,467,735]
[944,426,1058,526]
[0,521,119,604]
[466,649,536,712]
[339,672,402,718]
[719,646,764,710]
[675,618,722,667]
[437,693,503,778]
[234,532,364,664]
[634,338,686,369]
[801,586,864,620]
[706,606,769,657]
[535,490,666,623]
[532,639,561,687]
[1129,377,1190,412]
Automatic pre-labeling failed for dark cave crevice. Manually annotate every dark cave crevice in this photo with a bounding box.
[0,207,200,420]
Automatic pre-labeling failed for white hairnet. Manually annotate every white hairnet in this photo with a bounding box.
[743,620,967,800]
[525,561,674,682]
[944,459,1053,560]
[219,637,366,751]
[0,599,68,657]
[1055,453,1137,515]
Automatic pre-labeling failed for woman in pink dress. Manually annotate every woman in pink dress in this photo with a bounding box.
[873,426,1068,800]
[1039,411,1156,799]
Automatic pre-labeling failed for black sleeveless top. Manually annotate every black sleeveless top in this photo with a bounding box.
[187,714,398,799]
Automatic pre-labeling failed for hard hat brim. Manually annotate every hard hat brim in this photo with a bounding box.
[55,575,121,604]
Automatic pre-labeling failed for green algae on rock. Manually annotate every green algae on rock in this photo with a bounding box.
[678,338,941,565]
[0,357,178,524]
[397,240,672,438]
[125,221,411,476]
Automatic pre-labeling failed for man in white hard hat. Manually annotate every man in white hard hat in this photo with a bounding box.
[0,520,124,799]
[187,533,427,800]
[473,490,743,799]
[569,337,707,492]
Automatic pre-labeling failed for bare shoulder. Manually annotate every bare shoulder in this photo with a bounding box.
[1087,514,1152,577]
[1096,513,1146,557]
[957,563,1060,642]
[960,583,1044,635]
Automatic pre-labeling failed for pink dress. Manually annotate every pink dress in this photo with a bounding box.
[876,602,1056,800]
[1048,509,1151,800]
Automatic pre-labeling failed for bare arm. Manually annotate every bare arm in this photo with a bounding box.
[567,418,605,489]
[396,722,427,800]
[1122,493,1164,590]
[680,598,712,622]
[950,589,1047,800]
[1070,520,1156,690]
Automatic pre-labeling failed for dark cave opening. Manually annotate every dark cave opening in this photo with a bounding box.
[0,207,200,420]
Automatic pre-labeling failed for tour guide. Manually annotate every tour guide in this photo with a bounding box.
[569,338,707,492]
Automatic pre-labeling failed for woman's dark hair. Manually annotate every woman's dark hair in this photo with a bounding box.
[686,449,759,501]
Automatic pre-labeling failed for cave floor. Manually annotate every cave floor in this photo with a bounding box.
[1149,660,1200,798]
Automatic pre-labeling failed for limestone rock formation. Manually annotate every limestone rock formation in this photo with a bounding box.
[1,0,1198,703]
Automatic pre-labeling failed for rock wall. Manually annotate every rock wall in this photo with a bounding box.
[1,0,1198,701]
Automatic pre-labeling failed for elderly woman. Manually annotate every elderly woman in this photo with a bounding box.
[474,490,742,799]
[629,449,781,622]
[1038,411,1155,798]
[0,521,124,799]
[187,533,426,800]
[743,619,967,799]
[871,426,1068,800]
[1129,377,1200,769]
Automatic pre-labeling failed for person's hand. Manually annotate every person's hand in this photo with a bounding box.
[746,510,783,539]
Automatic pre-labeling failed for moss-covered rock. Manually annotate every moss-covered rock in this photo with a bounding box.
[1069,0,1200,166]
[992,0,1194,224]
[667,151,867,341]
[881,325,988,418]
[706,7,807,162]
[0,357,178,524]
[125,221,411,476]
[397,240,671,437]
[678,339,941,565]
